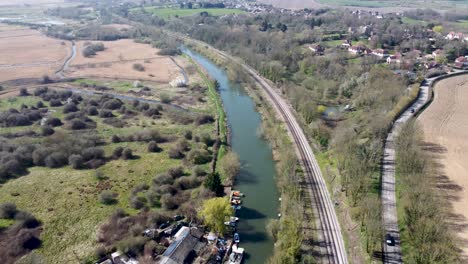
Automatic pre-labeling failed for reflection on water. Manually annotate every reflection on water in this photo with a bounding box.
[183,47,279,263]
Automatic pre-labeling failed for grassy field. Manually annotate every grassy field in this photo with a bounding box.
[401,17,428,26]
[0,85,217,263]
[141,7,245,19]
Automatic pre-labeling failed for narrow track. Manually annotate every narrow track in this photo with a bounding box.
[181,36,348,263]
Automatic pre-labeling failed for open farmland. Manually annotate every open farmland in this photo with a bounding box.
[419,74,468,259]
[0,0,64,6]
[67,39,187,83]
[0,24,70,82]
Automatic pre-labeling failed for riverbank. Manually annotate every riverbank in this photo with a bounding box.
[182,46,280,263]
[182,42,314,263]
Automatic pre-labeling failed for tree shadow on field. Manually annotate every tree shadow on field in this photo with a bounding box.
[421,141,468,250]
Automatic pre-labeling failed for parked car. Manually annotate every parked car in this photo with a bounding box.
[174,215,185,221]
[159,221,170,230]
[410,108,415,113]
[385,233,395,246]
[234,232,240,243]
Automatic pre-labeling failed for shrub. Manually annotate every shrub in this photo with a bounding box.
[146,191,161,208]
[130,196,147,210]
[15,211,41,228]
[148,212,172,226]
[200,133,214,146]
[0,202,17,219]
[113,146,124,159]
[36,101,45,108]
[19,88,29,96]
[41,126,55,136]
[103,99,123,110]
[168,166,184,178]
[187,149,211,165]
[34,87,48,96]
[95,170,107,181]
[32,147,52,166]
[122,148,133,160]
[168,147,184,159]
[68,154,84,169]
[99,109,114,118]
[99,191,117,205]
[45,117,63,127]
[193,166,207,177]
[138,103,150,111]
[111,135,121,143]
[184,130,192,140]
[153,173,174,185]
[132,63,145,72]
[1,113,31,127]
[132,184,149,195]
[144,108,160,117]
[160,93,172,104]
[82,147,105,161]
[175,176,200,190]
[88,106,98,116]
[134,129,165,143]
[147,141,161,153]
[82,43,105,57]
[69,119,87,130]
[49,99,62,107]
[63,103,78,113]
[157,48,181,56]
[195,114,215,125]
[176,139,190,152]
[117,236,147,257]
[44,152,68,168]
[42,75,51,84]
[161,194,178,210]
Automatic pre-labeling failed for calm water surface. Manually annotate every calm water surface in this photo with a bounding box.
[183,48,279,263]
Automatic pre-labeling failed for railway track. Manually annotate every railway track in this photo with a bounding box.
[181,36,348,263]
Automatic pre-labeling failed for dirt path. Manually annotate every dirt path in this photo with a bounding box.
[419,74,468,258]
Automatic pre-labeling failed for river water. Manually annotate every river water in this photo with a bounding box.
[182,48,279,263]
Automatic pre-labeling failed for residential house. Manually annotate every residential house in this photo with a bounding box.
[425,61,439,69]
[158,227,205,264]
[348,45,365,55]
[455,56,468,68]
[432,49,444,58]
[445,32,465,41]
[372,49,389,58]
[308,44,324,55]
[386,53,402,64]
[341,40,351,48]
[111,252,139,264]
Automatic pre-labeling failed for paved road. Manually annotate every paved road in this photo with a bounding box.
[180,36,348,264]
[382,70,467,264]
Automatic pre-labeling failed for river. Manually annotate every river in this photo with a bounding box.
[182,48,279,263]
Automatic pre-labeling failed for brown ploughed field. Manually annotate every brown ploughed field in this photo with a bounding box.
[67,39,186,83]
[419,74,468,258]
[0,24,70,82]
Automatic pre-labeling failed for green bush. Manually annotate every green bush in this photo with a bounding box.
[99,191,117,205]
